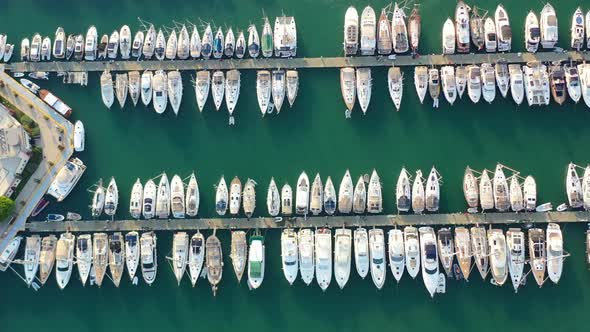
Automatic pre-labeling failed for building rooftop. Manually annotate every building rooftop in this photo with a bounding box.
[0,106,32,197]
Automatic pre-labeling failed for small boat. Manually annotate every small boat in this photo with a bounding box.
[369,228,386,289]
[523,62,551,106]
[324,177,337,215]
[97,34,108,60]
[508,64,525,105]
[46,214,64,222]
[441,66,457,105]
[20,78,40,94]
[92,233,108,287]
[565,65,581,103]
[428,68,440,107]
[493,164,510,212]
[419,227,439,297]
[30,34,42,62]
[470,7,485,50]
[442,18,456,54]
[546,223,563,284]
[367,169,382,213]
[74,34,85,61]
[454,227,472,280]
[229,176,242,215]
[296,172,310,215]
[579,63,590,108]
[195,70,210,112]
[261,18,273,58]
[140,232,157,285]
[104,177,118,217]
[481,63,496,103]
[344,6,359,55]
[38,235,57,285]
[528,228,546,287]
[224,28,235,58]
[425,167,440,212]
[0,236,22,272]
[131,30,144,59]
[266,178,281,216]
[152,70,168,114]
[20,38,30,61]
[142,179,157,219]
[55,233,75,290]
[165,29,177,60]
[190,25,201,59]
[495,63,509,98]
[115,73,128,109]
[230,231,247,282]
[75,234,92,286]
[495,5,512,52]
[107,30,119,59]
[140,70,153,106]
[170,174,185,218]
[484,17,497,52]
[392,3,409,53]
[404,226,420,279]
[281,184,293,215]
[171,232,189,285]
[298,229,314,285]
[388,229,405,282]
[549,65,567,105]
[377,9,392,55]
[286,70,299,107]
[215,176,228,216]
[510,175,524,212]
[154,29,166,60]
[201,24,213,59]
[242,178,256,219]
[571,8,585,50]
[467,65,482,103]
[119,25,131,59]
[455,1,470,53]
[525,11,540,53]
[408,6,421,54]
[566,162,583,208]
[338,170,354,214]
[488,229,508,286]
[281,229,299,285]
[524,175,537,211]
[388,66,403,110]
[128,71,141,106]
[165,70,182,116]
[177,25,190,60]
[73,120,85,152]
[471,226,489,280]
[108,232,125,287]
[23,235,41,286]
[360,6,376,55]
[506,228,525,292]
[309,174,323,216]
[353,175,366,214]
[155,173,170,219]
[480,169,494,211]
[247,233,265,289]
[185,173,200,217]
[396,167,411,212]
[354,227,370,278]
[340,67,356,112]
[211,71,225,111]
[212,27,224,59]
[225,69,241,120]
[41,36,51,61]
[315,228,332,291]
[91,179,105,218]
[332,228,351,289]
[437,228,454,277]
[540,4,558,49]
[235,31,246,59]
[189,232,205,286]
[31,197,49,217]
[412,170,425,214]
[356,67,371,114]
[142,24,156,59]
[414,66,428,104]
[53,27,66,59]
[271,69,286,113]
[584,166,590,211]
[247,25,260,58]
[124,231,140,281]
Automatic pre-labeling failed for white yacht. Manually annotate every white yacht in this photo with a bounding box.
[131,30,144,59]
[309,174,323,215]
[185,173,200,217]
[200,24,213,59]
[528,228,546,287]
[396,167,411,212]
[115,73,128,109]
[419,227,438,297]
[21,38,30,61]
[46,157,86,202]
[170,174,185,218]
[540,4,558,49]
[442,18,456,54]
[441,66,457,105]
[506,228,525,292]
[340,67,356,112]
[223,27,235,58]
[523,62,551,106]
[360,6,376,55]
[141,232,157,285]
[242,178,256,219]
[55,233,75,290]
[229,176,242,215]
[488,229,508,286]
[414,66,428,104]
[194,70,210,112]
[471,226,489,280]
[344,6,359,55]
[23,235,41,287]
[412,170,425,214]
[566,162,583,208]
[510,175,524,212]
[454,227,472,280]
[525,11,540,53]
[129,178,143,219]
[578,64,590,108]
[75,234,92,286]
[29,34,41,62]
[92,233,108,287]
[211,71,225,111]
[480,170,494,211]
[463,166,479,210]
[298,229,315,285]
[315,228,332,291]
[367,169,382,213]
[467,65,482,103]
[571,8,585,50]
[437,228,454,277]
[225,69,240,120]
[356,68,372,114]
[508,64,524,105]
[271,69,286,113]
[484,17,497,52]
[53,28,65,59]
[281,229,299,285]
[190,25,201,59]
[495,63,510,98]
[392,3,409,53]
[425,167,440,212]
[354,227,370,278]
[334,228,352,289]
[388,229,405,282]
[128,71,140,106]
[256,70,271,115]
[215,176,229,216]
[100,70,114,109]
[388,66,403,111]
[369,228,386,289]
[40,36,52,61]
[142,179,157,219]
[120,26,132,58]
[281,184,293,215]
[455,66,467,98]
[495,5,512,52]
[338,170,354,214]
[167,70,183,116]
[177,25,190,59]
[296,171,310,216]
[455,1,470,53]
[524,175,537,212]
[546,223,563,284]
[108,233,125,287]
[172,232,188,285]
[247,234,265,290]
[107,30,119,59]
[189,232,205,287]
[152,70,168,114]
[155,173,170,219]
[165,29,177,60]
[104,177,119,217]
[235,31,246,59]
[565,65,581,103]
[142,24,156,59]
[493,164,510,212]
[84,26,97,61]
[73,120,85,152]
[125,231,140,281]
[353,175,366,214]
[260,18,272,58]
[403,226,420,279]
[286,70,299,107]
[37,235,56,285]
[323,177,337,215]
[481,63,496,103]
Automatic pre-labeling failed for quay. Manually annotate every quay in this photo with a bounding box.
[4,51,590,73]
[24,211,590,233]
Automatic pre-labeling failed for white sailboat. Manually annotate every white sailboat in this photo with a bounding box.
[437,228,454,277]
[425,167,440,212]
[396,168,411,212]
[119,25,132,59]
[211,71,225,111]
[256,70,272,116]
[296,171,310,216]
[170,174,185,218]
[281,184,293,215]
[455,66,467,98]
[524,175,537,212]
[493,164,510,212]
[165,29,177,60]
[471,226,489,280]
[324,177,337,216]
[566,162,583,208]
[463,166,479,210]
[281,229,299,285]
[356,67,371,114]
[272,69,286,113]
[128,71,141,107]
[104,177,119,217]
[155,173,170,219]
[309,174,323,216]
[141,70,153,106]
[488,229,508,286]
[171,232,189,285]
[185,173,200,217]
[190,25,201,59]
[367,169,382,213]
[92,233,108,287]
[388,66,403,111]
[129,178,143,219]
[546,223,564,284]
[506,228,525,292]
[125,231,140,281]
[229,177,242,215]
[338,170,354,214]
[414,66,428,104]
[286,70,299,107]
[189,232,205,287]
[510,175,524,212]
[454,227,472,280]
[243,179,256,219]
[108,233,125,287]
[353,175,366,214]
[360,6,376,55]
[167,70,183,116]
[215,176,228,216]
[225,69,240,121]
[23,235,41,287]
[194,70,210,112]
[480,170,494,211]
[75,234,92,286]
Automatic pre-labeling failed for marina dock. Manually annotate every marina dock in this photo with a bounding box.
[4,51,589,73]
[25,211,590,233]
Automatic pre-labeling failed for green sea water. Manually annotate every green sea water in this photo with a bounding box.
[2,0,590,331]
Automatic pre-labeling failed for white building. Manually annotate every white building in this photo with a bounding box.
[0,107,32,197]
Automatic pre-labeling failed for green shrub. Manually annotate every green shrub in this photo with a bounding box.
[0,196,15,221]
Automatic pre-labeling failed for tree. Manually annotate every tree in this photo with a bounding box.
[0,196,15,221]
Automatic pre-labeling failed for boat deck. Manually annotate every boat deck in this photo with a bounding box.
[25,211,590,233]
[4,51,588,73]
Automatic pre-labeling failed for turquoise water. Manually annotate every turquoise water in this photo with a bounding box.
[2,0,590,331]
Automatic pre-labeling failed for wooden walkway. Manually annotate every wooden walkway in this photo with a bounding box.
[25,211,590,233]
[4,51,588,73]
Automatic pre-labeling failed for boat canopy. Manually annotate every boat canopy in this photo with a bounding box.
[500,26,512,39]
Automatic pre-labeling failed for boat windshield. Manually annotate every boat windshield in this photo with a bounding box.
[425,244,436,260]
[250,261,262,277]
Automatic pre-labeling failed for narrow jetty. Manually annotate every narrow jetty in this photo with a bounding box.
[25,211,590,233]
[5,51,589,73]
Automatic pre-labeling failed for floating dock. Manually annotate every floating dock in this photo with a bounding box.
[4,51,588,73]
[25,211,590,233]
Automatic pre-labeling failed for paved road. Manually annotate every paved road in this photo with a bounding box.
[0,65,74,252]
